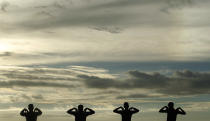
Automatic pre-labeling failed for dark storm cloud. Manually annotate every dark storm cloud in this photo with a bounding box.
[127,71,169,88]
[78,75,118,89]
[174,70,210,90]
[78,70,210,96]
[78,71,169,89]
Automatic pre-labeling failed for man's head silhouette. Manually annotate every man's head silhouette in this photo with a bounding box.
[28,104,34,112]
[168,102,174,109]
[78,105,84,111]
[124,102,129,109]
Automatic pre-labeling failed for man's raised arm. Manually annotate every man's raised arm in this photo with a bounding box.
[85,108,95,115]
[129,107,139,114]
[113,107,124,114]
[159,106,168,113]
[20,108,28,116]
[176,107,186,115]
[67,108,77,115]
[34,108,42,116]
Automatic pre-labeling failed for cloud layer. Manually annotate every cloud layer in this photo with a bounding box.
[1,65,210,104]
[1,0,210,65]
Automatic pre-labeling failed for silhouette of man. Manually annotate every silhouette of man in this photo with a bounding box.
[67,104,95,121]
[113,102,139,121]
[159,102,186,121]
[20,104,42,121]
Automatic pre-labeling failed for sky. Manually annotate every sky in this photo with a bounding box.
[0,0,210,121]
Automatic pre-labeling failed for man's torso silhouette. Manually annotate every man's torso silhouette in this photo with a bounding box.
[159,102,186,121]
[167,108,178,121]
[20,104,42,121]
[23,111,40,121]
[67,105,95,121]
[72,111,91,121]
[113,102,139,121]
[119,109,134,121]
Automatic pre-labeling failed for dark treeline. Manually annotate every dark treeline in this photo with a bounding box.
[20,102,186,121]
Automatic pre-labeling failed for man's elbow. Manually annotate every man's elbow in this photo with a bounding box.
[159,110,163,113]
[67,111,73,115]
[20,113,25,116]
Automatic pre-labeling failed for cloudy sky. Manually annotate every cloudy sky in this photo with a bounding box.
[0,0,210,121]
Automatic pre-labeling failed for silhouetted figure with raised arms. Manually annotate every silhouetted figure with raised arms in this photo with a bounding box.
[159,102,186,121]
[113,102,139,121]
[20,104,42,121]
[67,104,95,121]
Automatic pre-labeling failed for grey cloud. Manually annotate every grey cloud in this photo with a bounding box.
[78,71,169,89]
[0,0,204,33]
[1,65,210,97]
[117,94,153,99]
[19,10,127,31]
[0,65,79,89]
[36,11,54,17]
[174,70,210,89]
[166,0,193,8]
[78,70,210,96]
[10,0,163,31]
[161,0,193,13]
[0,66,77,81]
[2,72,75,81]
[91,26,122,34]
[34,1,65,9]
[1,51,88,60]
[52,2,65,9]
[32,94,44,100]
[10,94,44,103]
[0,66,110,90]
[0,80,75,88]
[127,71,169,88]
[0,52,13,57]
[78,75,118,89]
[0,1,10,12]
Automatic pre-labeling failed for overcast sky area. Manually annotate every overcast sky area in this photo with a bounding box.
[0,0,210,121]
